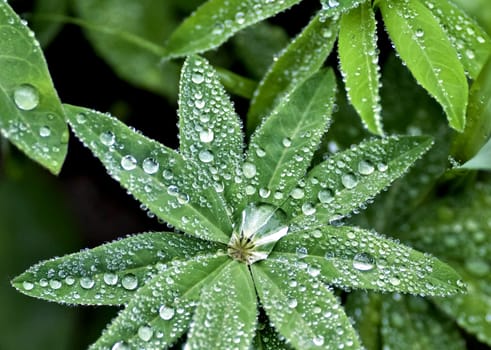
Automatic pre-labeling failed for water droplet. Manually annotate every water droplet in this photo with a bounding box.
[76,113,86,124]
[121,155,137,170]
[198,150,214,163]
[167,185,179,196]
[327,0,339,8]
[199,129,214,143]
[49,279,62,289]
[23,281,34,291]
[313,335,324,346]
[287,298,298,308]
[282,137,292,147]
[415,28,424,38]
[353,252,375,271]
[358,160,374,175]
[389,276,401,286]
[138,325,154,342]
[290,187,305,199]
[317,189,333,203]
[301,202,316,216]
[195,99,205,109]
[111,341,130,350]
[13,84,39,110]
[296,246,308,258]
[39,126,51,138]
[159,305,175,320]
[177,192,190,205]
[255,148,266,157]
[377,162,388,172]
[121,274,138,290]
[142,158,159,174]
[465,49,475,59]
[100,131,115,146]
[103,273,118,286]
[341,173,358,189]
[235,12,245,24]
[191,73,204,84]
[39,279,48,287]
[259,188,271,198]
[65,276,75,285]
[242,162,257,178]
[80,277,95,289]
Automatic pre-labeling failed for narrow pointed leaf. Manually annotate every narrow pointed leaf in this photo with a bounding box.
[247,13,339,132]
[339,2,383,135]
[423,0,491,79]
[162,0,302,59]
[90,254,229,350]
[64,104,232,243]
[321,0,370,18]
[245,69,336,210]
[12,232,224,305]
[215,67,257,99]
[0,2,68,174]
[272,226,465,296]
[381,295,465,350]
[186,262,257,350]
[452,56,491,163]
[286,136,433,227]
[252,261,362,350]
[179,56,244,211]
[380,0,468,131]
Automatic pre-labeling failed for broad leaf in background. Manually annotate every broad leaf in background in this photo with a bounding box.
[30,0,69,47]
[75,0,181,98]
[63,104,232,243]
[380,0,468,132]
[244,68,336,209]
[0,2,68,174]
[339,2,382,135]
[453,56,491,164]
[397,182,491,345]
[423,0,491,79]
[162,0,302,59]
[345,292,382,350]
[381,294,465,350]
[247,12,339,132]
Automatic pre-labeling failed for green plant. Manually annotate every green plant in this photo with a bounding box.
[2,0,491,349]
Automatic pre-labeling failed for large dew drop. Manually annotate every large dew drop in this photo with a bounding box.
[121,274,138,290]
[13,84,39,111]
[100,131,116,146]
[198,150,214,163]
[138,325,154,342]
[352,252,376,271]
[121,155,137,170]
[39,126,51,138]
[142,158,159,174]
[159,305,175,320]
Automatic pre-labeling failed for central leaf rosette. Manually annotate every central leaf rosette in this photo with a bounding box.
[228,204,289,264]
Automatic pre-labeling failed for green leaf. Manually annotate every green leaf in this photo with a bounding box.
[247,12,339,132]
[232,22,289,80]
[381,295,466,350]
[252,260,362,350]
[452,55,491,163]
[272,225,465,296]
[245,69,336,210]
[74,0,181,97]
[379,0,468,131]
[286,136,433,227]
[423,0,491,79]
[64,104,232,243]
[345,292,382,350]
[162,0,302,59]
[12,232,224,305]
[461,137,491,170]
[90,254,229,350]
[0,2,68,174]
[215,67,257,99]
[179,56,244,211]
[321,0,370,18]
[186,262,257,350]
[30,0,68,47]
[339,2,383,135]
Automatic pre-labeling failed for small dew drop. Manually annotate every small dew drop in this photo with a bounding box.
[100,131,115,146]
[49,279,62,289]
[287,298,298,308]
[138,325,154,342]
[358,160,374,175]
[142,157,159,174]
[341,173,358,189]
[415,28,424,38]
[103,273,119,286]
[317,189,333,203]
[389,276,401,286]
[290,187,305,199]
[301,202,316,216]
[282,137,292,147]
[313,335,325,346]
[159,305,175,320]
[259,188,271,198]
[195,99,206,109]
[198,150,214,163]
[23,281,34,291]
[80,277,95,289]
[121,155,137,170]
[39,126,51,138]
[377,162,388,172]
[242,162,257,178]
[199,129,214,143]
[296,246,308,258]
[111,341,130,350]
[353,252,375,271]
[121,274,138,290]
[76,113,86,124]
[191,73,204,84]
[13,84,39,111]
